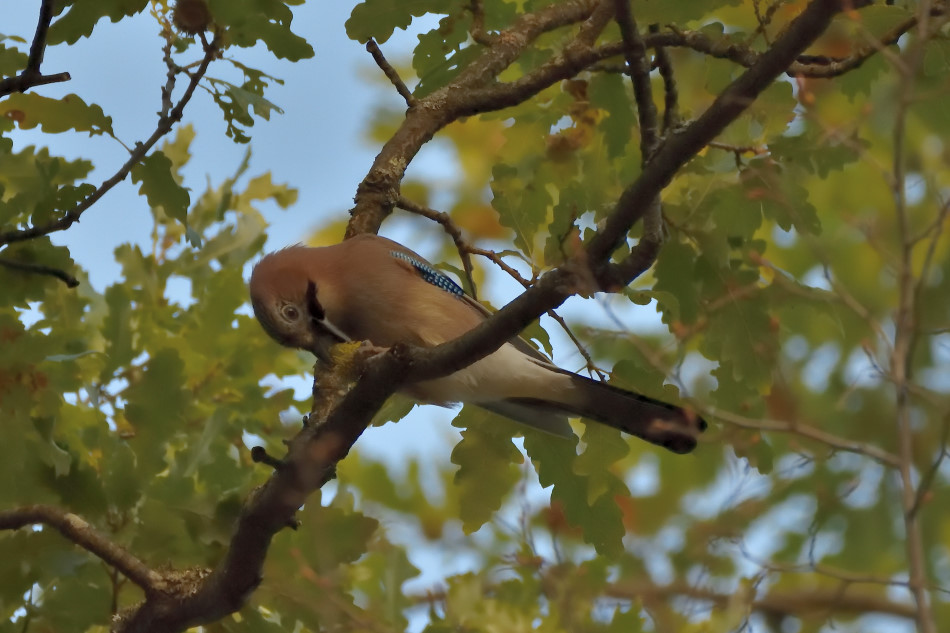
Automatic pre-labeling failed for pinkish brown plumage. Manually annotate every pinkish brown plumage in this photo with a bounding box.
[249,234,705,453]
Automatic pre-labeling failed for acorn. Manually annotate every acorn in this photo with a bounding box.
[173,0,212,35]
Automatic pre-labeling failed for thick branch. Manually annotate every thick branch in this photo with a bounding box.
[116,348,403,632]
[0,505,159,590]
[0,0,70,97]
[586,0,871,279]
[362,0,863,391]
[345,0,600,237]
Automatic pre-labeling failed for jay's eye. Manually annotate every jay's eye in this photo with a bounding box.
[280,305,300,321]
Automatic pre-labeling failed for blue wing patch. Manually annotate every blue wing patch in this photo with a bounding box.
[390,250,464,298]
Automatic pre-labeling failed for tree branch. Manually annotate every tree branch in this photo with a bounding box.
[613,0,659,159]
[345,0,601,238]
[587,0,872,285]
[889,4,939,628]
[0,0,70,97]
[410,576,919,621]
[712,407,902,469]
[396,195,477,297]
[0,256,79,287]
[0,38,219,247]
[648,25,679,132]
[366,39,416,108]
[115,346,403,632]
[354,0,863,393]
[604,580,919,621]
[0,505,159,591]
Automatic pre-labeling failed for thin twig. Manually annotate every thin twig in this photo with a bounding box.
[469,248,607,378]
[396,195,477,297]
[0,505,160,591]
[613,0,659,159]
[649,25,679,132]
[0,37,219,247]
[396,196,605,374]
[160,24,177,121]
[750,0,781,45]
[467,245,532,284]
[116,347,404,632]
[0,0,71,97]
[469,0,495,45]
[0,256,79,287]
[546,311,608,379]
[911,412,950,519]
[889,7,937,626]
[408,576,919,621]
[711,408,902,469]
[366,39,416,108]
[739,542,915,591]
[612,0,664,285]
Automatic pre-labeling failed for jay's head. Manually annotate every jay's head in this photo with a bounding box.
[249,247,347,358]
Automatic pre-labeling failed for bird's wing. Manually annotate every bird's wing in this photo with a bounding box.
[382,244,558,367]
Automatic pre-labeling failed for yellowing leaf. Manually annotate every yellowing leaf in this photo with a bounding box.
[0,93,114,137]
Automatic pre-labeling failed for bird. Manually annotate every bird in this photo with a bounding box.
[249,234,705,454]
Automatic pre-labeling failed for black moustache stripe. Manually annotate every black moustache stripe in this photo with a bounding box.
[305,280,325,320]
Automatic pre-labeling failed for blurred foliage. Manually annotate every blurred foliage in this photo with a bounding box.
[1,1,949,632]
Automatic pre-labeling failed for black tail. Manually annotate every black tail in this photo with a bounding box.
[506,374,706,454]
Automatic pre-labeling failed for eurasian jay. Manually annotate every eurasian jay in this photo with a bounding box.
[249,234,705,453]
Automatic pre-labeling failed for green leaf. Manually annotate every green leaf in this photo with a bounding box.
[206,76,284,144]
[652,239,701,325]
[522,431,625,556]
[123,348,190,477]
[574,423,629,505]
[413,13,469,94]
[0,93,115,137]
[0,42,28,77]
[131,151,191,225]
[634,0,742,24]
[101,436,142,512]
[450,406,524,533]
[0,145,93,230]
[347,540,419,630]
[294,502,380,572]
[588,73,634,159]
[208,0,314,60]
[491,163,550,258]
[48,0,149,44]
[346,0,455,44]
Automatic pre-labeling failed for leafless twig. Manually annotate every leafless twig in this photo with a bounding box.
[469,0,495,45]
[0,256,79,287]
[649,25,679,132]
[395,195,477,297]
[366,39,417,108]
[887,9,938,626]
[711,408,902,469]
[0,37,219,248]
[396,196,606,376]
[0,0,70,97]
